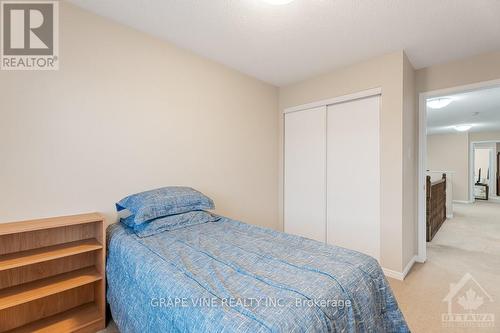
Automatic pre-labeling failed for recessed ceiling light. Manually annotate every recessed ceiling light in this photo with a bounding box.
[427,98,452,109]
[262,0,295,5]
[454,124,473,132]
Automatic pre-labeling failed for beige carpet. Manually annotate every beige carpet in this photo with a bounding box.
[389,201,500,333]
[100,201,500,333]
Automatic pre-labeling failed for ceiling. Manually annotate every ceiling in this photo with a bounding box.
[68,0,500,86]
[427,86,500,135]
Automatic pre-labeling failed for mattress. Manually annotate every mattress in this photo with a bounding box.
[106,217,409,332]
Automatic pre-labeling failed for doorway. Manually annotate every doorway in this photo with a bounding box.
[470,141,500,202]
[418,79,500,262]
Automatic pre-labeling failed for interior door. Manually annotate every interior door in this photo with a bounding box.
[284,106,326,242]
[326,96,380,260]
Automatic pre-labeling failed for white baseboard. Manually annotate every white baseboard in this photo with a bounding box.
[402,255,417,279]
[453,200,473,204]
[447,213,453,219]
[415,255,426,263]
[383,268,404,280]
[382,255,417,281]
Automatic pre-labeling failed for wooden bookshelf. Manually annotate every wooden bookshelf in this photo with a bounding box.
[0,213,105,333]
[0,239,102,272]
[5,304,102,333]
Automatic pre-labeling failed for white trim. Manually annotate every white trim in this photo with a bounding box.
[489,148,496,197]
[453,200,474,204]
[283,87,382,114]
[417,79,500,265]
[470,140,500,202]
[469,138,475,203]
[420,78,500,100]
[418,93,428,263]
[415,255,426,263]
[383,268,404,280]
[324,105,328,244]
[427,170,456,174]
[447,213,454,219]
[402,255,418,278]
[382,256,417,280]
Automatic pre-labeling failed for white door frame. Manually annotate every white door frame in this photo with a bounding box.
[418,79,500,263]
[470,141,500,200]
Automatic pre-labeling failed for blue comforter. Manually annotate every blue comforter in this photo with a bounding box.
[107,217,409,333]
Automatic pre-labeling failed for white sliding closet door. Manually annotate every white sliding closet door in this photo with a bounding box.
[284,107,326,242]
[327,96,380,259]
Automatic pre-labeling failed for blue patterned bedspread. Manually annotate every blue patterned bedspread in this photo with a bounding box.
[107,217,409,333]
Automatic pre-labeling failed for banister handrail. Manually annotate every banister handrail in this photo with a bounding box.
[431,178,446,186]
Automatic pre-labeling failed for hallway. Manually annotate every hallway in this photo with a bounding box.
[389,202,500,332]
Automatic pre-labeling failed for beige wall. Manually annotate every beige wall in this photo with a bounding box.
[279,51,411,272]
[0,2,279,229]
[402,54,417,268]
[470,131,500,142]
[416,51,500,93]
[427,133,469,201]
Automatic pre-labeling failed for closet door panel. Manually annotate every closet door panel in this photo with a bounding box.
[327,96,380,259]
[284,107,326,242]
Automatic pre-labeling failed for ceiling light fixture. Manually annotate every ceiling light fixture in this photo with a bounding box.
[427,98,452,109]
[454,124,473,132]
[262,0,295,5]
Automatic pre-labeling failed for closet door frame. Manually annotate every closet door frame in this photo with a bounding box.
[282,87,382,244]
[283,88,382,114]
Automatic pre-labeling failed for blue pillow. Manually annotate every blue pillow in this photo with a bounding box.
[133,211,221,237]
[116,186,215,228]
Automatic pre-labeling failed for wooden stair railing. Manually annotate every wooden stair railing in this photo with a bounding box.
[426,173,447,242]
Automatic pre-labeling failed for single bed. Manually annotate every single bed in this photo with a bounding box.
[106,215,409,333]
